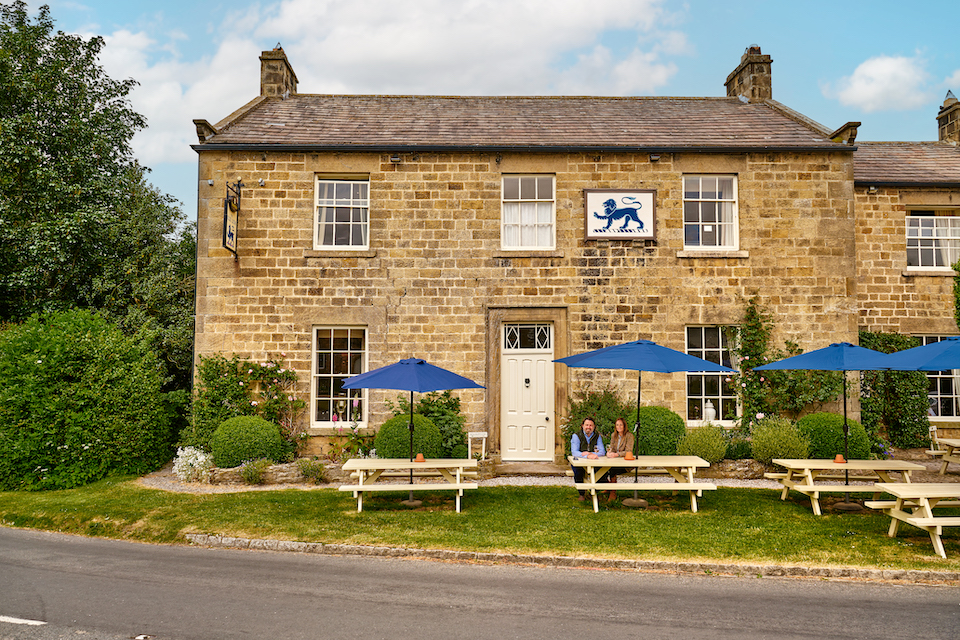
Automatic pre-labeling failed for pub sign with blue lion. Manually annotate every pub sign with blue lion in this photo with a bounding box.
[584,189,656,240]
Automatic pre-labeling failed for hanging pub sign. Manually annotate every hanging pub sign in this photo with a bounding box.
[223,178,243,257]
[584,189,656,241]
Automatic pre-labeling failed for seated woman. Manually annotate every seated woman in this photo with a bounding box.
[604,417,634,502]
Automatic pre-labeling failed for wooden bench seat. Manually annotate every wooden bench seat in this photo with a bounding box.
[575,482,716,492]
[906,517,960,528]
[866,499,960,510]
[349,470,478,479]
[927,449,946,457]
[339,482,477,493]
[764,472,788,480]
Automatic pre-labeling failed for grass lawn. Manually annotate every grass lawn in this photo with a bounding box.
[1,478,959,572]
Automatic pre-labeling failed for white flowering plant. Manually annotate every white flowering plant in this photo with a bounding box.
[172,447,214,483]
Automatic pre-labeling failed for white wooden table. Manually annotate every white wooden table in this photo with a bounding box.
[769,459,925,516]
[934,438,960,475]
[568,455,716,513]
[339,458,478,513]
[868,483,960,558]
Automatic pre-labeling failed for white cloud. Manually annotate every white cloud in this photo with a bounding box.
[825,54,932,113]
[945,69,960,90]
[83,0,686,166]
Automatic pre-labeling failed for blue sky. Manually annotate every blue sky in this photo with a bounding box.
[36,0,960,220]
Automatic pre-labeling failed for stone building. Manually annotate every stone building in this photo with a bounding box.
[192,46,960,461]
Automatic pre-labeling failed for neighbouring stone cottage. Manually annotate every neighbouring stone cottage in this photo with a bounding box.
[192,45,960,462]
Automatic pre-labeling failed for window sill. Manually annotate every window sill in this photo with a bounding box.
[308,425,373,436]
[676,250,749,259]
[902,269,955,277]
[305,249,377,259]
[494,250,564,258]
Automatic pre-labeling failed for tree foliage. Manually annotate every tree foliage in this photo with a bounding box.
[0,2,195,390]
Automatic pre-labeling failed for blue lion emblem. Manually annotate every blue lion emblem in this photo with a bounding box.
[593,197,644,231]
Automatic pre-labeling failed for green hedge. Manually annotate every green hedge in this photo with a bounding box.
[796,412,869,460]
[677,424,727,464]
[749,417,809,464]
[0,310,174,490]
[627,406,687,456]
[374,414,442,459]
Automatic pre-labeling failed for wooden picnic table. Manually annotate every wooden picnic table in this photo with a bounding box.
[868,483,960,558]
[933,438,960,475]
[769,459,926,516]
[339,458,478,513]
[568,455,716,513]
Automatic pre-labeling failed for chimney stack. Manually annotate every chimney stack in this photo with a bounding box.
[725,45,772,103]
[260,44,298,98]
[939,90,959,144]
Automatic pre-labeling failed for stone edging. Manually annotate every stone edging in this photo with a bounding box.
[185,533,960,585]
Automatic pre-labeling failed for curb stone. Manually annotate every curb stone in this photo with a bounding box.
[185,534,960,585]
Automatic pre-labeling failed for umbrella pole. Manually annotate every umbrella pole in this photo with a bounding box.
[621,373,647,509]
[836,374,862,512]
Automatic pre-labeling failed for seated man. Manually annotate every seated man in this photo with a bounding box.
[570,417,606,501]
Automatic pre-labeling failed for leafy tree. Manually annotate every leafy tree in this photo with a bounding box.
[0,2,195,391]
[0,1,146,318]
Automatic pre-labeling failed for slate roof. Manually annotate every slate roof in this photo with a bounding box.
[853,142,960,186]
[195,94,848,152]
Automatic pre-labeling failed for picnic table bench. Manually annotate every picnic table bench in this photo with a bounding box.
[568,455,716,513]
[869,483,960,558]
[339,458,478,513]
[932,438,960,475]
[770,459,925,516]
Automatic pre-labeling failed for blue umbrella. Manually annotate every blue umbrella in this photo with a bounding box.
[880,336,960,371]
[342,358,484,463]
[755,342,890,502]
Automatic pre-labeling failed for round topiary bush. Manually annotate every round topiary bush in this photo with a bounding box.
[0,309,175,490]
[627,406,687,456]
[209,416,286,468]
[374,414,442,459]
[796,412,869,460]
[750,416,809,464]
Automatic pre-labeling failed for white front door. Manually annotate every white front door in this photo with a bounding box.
[500,323,555,461]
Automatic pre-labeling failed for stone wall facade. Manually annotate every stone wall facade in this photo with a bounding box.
[195,145,861,459]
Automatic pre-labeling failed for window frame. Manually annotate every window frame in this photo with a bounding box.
[501,174,556,251]
[682,175,739,251]
[311,326,368,430]
[314,176,370,251]
[685,325,738,427]
[905,209,960,272]
[917,335,960,421]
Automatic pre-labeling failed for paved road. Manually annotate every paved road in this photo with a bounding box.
[1,528,958,640]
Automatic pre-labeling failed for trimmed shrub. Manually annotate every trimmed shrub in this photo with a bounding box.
[627,406,686,456]
[0,310,174,490]
[374,414,442,459]
[390,391,468,458]
[677,424,728,464]
[796,412,869,460]
[209,416,286,469]
[750,417,809,464]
